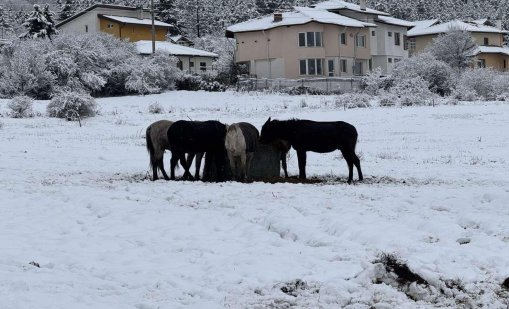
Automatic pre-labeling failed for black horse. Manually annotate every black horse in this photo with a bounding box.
[167,120,228,181]
[260,118,363,184]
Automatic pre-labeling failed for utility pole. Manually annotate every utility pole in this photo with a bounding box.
[151,0,156,54]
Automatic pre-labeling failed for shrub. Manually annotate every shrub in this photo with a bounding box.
[47,90,97,120]
[455,68,496,100]
[148,101,164,114]
[391,76,433,106]
[335,92,372,109]
[176,74,202,91]
[282,86,326,95]
[8,96,34,118]
[360,67,385,95]
[378,91,399,107]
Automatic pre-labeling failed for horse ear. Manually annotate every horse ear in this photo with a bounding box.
[266,117,271,123]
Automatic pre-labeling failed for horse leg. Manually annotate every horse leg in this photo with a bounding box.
[181,153,194,180]
[296,150,307,179]
[246,152,254,181]
[170,152,179,180]
[159,157,170,181]
[186,152,195,176]
[353,153,363,181]
[240,152,247,182]
[281,152,289,178]
[341,150,355,184]
[227,151,236,181]
[195,152,204,180]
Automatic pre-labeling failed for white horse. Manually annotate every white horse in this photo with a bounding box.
[225,122,259,181]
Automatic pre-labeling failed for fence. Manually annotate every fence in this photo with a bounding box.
[236,77,362,93]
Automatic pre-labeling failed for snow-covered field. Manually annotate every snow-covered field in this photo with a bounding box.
[1,91,508,308]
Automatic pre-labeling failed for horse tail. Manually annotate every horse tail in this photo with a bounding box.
[146,125,156,170]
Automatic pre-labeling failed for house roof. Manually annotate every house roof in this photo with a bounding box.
[410,19,440,33]
[136,40,218,57]
[407,19,508,37]
[312,0,390,16]
[376,16,415,27]
[100,15,172,27]
[56,4,148,28]
[226,6,375,35]
[169,35,193,43]
[474,46,509,56]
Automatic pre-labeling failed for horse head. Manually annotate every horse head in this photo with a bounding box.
[260,117,276,144]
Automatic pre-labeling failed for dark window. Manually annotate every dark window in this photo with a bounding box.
[372,30,376,36]
[306,32,315,47]
[190,61,194,67]
[177,60,183,70]
[354,62,363,75]
[316,59,322,75]
[477,59,486,68]
[388,58,393,63]
[308,59,316,74]
[315,32,322,47]
[403,35,408,50]
[300,60,307,75]
[504,59,507,69]
[484,37,489,45]
[340,59,347,73]
[298,33,306,47]
[388,31,392,37]
[85,25,88,32]
[394,32,401,46]
[200,62,206,71]
[340,32,347,45]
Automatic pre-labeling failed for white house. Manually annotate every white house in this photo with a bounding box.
[136,41,218,73]
[313,0,414,75]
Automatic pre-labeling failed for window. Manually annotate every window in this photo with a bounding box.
[504,59,507,70]
[394,32,401,46]
[407,37,416,51]
[299,33,306,47]
[177,60,183,70]
[190,61,194,68]
[372,30,376,36]
[354,62,363,75]
[388,58,393,63]
[484,37,489,45]
[340,59,347,73]
[298,32,323,47]
[328,59,334,77]
[403,35,408,50]
[299,59,324,75]
[388,31,392,37]
[107,23,114,28]
[85,25,88,32]
[355,34,366,47]
[200,62,207,71]
[394,58,401,63]
[340,32,347,45]
[477,59,486,68]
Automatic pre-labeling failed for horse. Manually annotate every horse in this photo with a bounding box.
[260,118,363,184]
[167,120,228,181]
[145,120,203,181]
[272,139,291,178]
[225,122,259,181]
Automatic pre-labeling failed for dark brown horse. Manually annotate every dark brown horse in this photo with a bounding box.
[260,118,363,184]
[167,120,228,181]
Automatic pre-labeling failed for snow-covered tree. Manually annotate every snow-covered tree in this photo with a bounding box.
[20,4,58,40]
[427,29,477,71]
[57,0,76,21]
[0,5,12,39]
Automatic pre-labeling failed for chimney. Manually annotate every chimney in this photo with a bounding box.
[360,0,367,11]
[273,12,283,23]
[496,20,503,30]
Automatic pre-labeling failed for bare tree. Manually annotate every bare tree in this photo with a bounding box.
[427,29,478,71]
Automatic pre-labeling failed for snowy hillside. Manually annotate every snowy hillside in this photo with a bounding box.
[1,91,508,308]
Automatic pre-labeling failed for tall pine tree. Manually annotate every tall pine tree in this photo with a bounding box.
[21,4,58,40]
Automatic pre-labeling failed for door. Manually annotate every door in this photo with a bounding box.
[328,59,334,77]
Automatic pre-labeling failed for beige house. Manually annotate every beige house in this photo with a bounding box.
[226,6,376,79]
[407,19,509,71]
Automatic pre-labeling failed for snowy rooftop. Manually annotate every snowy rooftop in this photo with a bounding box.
[376,16,415,27]
[312,0,389,16]
[408,19,508,36]
[474,46,509,56]
[100,15,172,27]
[227,6,375,33]
[136,40,218,57]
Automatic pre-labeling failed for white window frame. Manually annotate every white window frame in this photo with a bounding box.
[299,59,324,76]
[355,34,366,47]
[298,32,323,47]
[340,59,347,73]
[394,32,401,46]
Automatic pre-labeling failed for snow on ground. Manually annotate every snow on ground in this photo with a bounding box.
[0,91,508,308]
